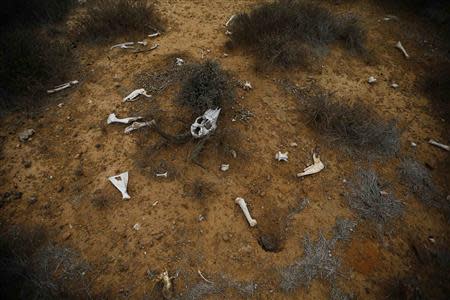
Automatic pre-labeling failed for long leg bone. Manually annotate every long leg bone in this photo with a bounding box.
[111,42,135,49]
[123,88,152,102]
[395,41,410,59]
[148,32,160,38]
[107,113,143,124]
[235,197,257,227]
[124,120,156,134]
[297,153,325,177]
[47,80,79,94]
[155,172,168,178]
[428,139,450,151]
[108,172,130,199]
[225,15,236,27]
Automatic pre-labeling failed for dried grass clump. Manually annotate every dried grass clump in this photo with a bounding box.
[77,0,164,41]
[398,159,442,208]
[178,61,235,114]
[346,169,404,224]
[303,93,400,156]
[228,0,366,69]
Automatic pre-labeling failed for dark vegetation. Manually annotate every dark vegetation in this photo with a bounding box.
[77,0,164,42]
[422,64,450,120]
[346,169,404,224]
[228,0,366,69]
[303,93,400,155]
[0,225,91,299]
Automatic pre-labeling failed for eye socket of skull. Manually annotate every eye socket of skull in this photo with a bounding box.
[196,117,205,124]
[193,126,201,135]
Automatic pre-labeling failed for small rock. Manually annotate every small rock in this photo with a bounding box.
[368,76,377,84]
[57,186,64,193]
[22,159,32,168]
[220,164,230,172]
[391,83,399,88]
[18,129,35,142]
[28,196,38,205]
[222,233,230,242]
[95,143,101,149]
[62,231,72,240]
[133,223,141,231]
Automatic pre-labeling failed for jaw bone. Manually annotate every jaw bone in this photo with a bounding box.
[108,172,130,199]
[107,113,143,124]
[123,88,152,102]
[297,153,325,177]
[124,120,156,134]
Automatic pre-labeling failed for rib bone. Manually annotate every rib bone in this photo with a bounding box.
[123,88,152,102]
[124,120,155,134]
[111,42,134,49]
[395,41,410,59]
[107,113,142,124]
[47,80,79,94]
[428,139,450,151]
[108,172,130,199]
[297,153,324,177]
[235,197,257,227]
[225,15,236,27]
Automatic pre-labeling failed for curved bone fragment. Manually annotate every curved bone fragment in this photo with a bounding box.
[175,58,185,66]
[148,32,160,38]
[428,139,449,151]
[111,42,134,49]
[124,120,155,134]
[47,80,79,94]
[368,76,377,84]
[191,108,221,138]
[395,41,410,59]
[297,153,324,177]
[123,88,152,102]
[108,172,130,199]
[107,113,143,124]
[275,151,288,162]
[225,15,236,27]
[235,197,257,227]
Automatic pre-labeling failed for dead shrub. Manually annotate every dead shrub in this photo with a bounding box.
[177,61,235,114]
[228,0,366,69]
[303,93,400,156]
[77,0,164,42]
[422,63,450,120]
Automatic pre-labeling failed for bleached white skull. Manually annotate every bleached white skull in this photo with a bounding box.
[190,108,221,138]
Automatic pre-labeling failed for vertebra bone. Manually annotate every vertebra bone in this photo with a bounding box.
[275,151,288,162]
[108,171,130,199]
[190,108,221,138]
[395,41,410,59]
[297,153,324,177]
[235,197,257,227]
[124,120,155,134]
[107,113,142,124]
[428,139,449,151]
[123,88,152,102]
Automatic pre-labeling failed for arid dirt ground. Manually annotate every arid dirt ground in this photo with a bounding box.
[0,0,449,299]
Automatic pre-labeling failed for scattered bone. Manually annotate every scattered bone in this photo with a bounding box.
[137,40,148,46]
[235,197,257,227]
[107,113,142,124]
[123,88,152,102]
[57,103,64,108]
[225,15,236,27]
[158,270,173,299]
[383,15,399,21]
[428,139,450,151]
[47,80,79,94]
[242,81,253,90]
[132,43,159,54]
[133,223,141,231]
[275,151,288,162]
[111,42,134,49]
[411,142,417,147]
[220,164,230,172]
[152,201,159,206]
[191,108,221,138]
[230,149,237,158]
[148,32,160,38]
[124,120,155,134]
[391,83,399,88]
[175,58,185,66]
[395,41,410,59]
[290,142,298,147]
[368,76,377,84]
[155,172,168,178]
[108,172,130,199]
[225,30,232,36]
[18,129,35,142]
[198,270,214,284]
[297,153,325,177]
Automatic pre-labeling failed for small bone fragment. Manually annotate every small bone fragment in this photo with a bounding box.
[198,270,214,284]
[158,271,173,299]
[137,40,147,46]
[175,58,185,66]
[18,129,35,142]
[47,80,79,94]
[243,81,252,90]
[148,32,160,38]
[108,172,130,199]
[368,76,377,84]
[383,15,399,21]
[123,88,152,102]
[225,15,236,27]
[275,151,288,162]
[107,113,142,124]
[220,164,230,171]
[124,120,155,134]
[155,172,168,178]
[411,142,417,147]
[290,142,298,147]
[133,223,141,231]
[225,30,232,36]
[235,197,257,227]
[297,153,325,177]
[391,83,399,88]
[428,139,450,151]
[110,42,134,49]
[395,41,410,59]
[191,108,221,138]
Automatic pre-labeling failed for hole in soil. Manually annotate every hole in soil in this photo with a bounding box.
[258,234,283,253]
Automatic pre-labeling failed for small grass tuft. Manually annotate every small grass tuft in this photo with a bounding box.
[228,0,366,69]
[77,0,164,42]
[303,93,400,156]
[346,169,404,224]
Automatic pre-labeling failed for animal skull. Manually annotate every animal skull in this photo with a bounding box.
[190,108,221,138]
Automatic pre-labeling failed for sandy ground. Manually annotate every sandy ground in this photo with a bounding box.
[0,0,449,299]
